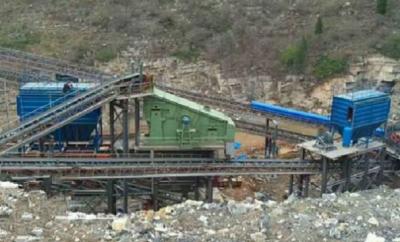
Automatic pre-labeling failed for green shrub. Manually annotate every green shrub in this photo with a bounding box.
[95,47,117,62]
[280,37,308,73]
[0,32,41,50]
[313,56,348,79]
[172,47,200,62]
[377,0,388,15]
[379,35,400,60]
[315,16,323,35]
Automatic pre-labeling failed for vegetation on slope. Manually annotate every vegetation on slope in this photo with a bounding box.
[0,0,399,80]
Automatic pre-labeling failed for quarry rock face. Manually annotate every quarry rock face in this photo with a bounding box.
[0,182,400,241]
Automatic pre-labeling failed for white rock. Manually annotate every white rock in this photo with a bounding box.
[204,229,216,235]
[250,232,267,242]
[21,212,33,221]
[184,200,203,207]
[0,181,19,189]
[198,215,208,225]
[392,237,400,242]
[364,233,385,242]
[154,223,167,232]
[56,212,97,221]
[30,227,43,237]
[368,217,379,226]
[111,217,129,232]
[322,193,337,202]
[15,235,40,242]
[265,200,277,208]
[0,229,8,238]
[0,206,13,217]
[349,193,360,197]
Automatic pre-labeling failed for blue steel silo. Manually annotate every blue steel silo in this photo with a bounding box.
[16,82,102,151]
[330,90,390,147]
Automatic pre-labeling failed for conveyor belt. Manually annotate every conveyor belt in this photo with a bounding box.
[0,157,320,179]
[0,48,319,142]
[0,74,152,155]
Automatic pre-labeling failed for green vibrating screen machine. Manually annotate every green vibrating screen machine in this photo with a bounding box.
[142,88,236,158]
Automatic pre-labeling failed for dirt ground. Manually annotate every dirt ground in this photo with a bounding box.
[221,132,299,201]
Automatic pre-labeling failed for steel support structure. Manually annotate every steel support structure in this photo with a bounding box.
[206,177,213,203]
[152,178,159,210]
[123,179,129,213]
[321,157,329,196]
[134,98,140,147]
[122,99,129,156]
[107,180,117,214]
[109,101,116,153]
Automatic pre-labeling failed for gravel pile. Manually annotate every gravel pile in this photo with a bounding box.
[0,181,400,242]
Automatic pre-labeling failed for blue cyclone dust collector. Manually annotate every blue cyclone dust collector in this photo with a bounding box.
[17,82,102,151]
[251,89,390,148]
[330,90,390,147]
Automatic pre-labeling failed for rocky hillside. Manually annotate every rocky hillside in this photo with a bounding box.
[1,0,400,113]
[1,182,400,241]
[1,0,399,78]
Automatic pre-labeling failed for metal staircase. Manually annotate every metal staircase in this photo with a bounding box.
[0,74,151,155]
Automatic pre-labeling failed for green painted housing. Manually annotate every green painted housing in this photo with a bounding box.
[142,88,235,148]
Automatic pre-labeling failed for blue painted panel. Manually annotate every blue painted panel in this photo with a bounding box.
[251,101,330,125]
[330,90,390,146]
[17,82,101,142]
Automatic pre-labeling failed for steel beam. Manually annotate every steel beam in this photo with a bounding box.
[109,101,115,153]
[123,179,128,213]
[206,177,213,203]
[321,158,328,196]
[122,100,129,156]
[134,98,140,147]
[288,175,294,195]
[152,178,159,210]
[106,180,116,214]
